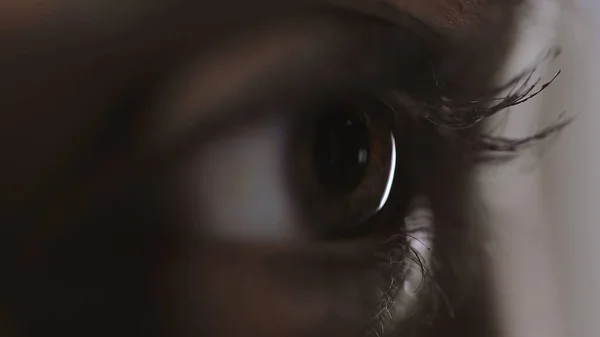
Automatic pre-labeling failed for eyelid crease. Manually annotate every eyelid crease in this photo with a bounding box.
[330,0,502,38]
[326,0,446,47]
[381,0,525,39]
[382,0,483,29]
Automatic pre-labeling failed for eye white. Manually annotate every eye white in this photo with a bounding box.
[181,116,304,242]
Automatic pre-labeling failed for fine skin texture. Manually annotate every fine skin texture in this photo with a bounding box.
[1,1,527,337]
[387,0,515,31]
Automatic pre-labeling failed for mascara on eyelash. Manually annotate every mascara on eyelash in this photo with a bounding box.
[420,51,562,129]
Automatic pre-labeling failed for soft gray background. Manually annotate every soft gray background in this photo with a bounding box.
[482,1,600,336]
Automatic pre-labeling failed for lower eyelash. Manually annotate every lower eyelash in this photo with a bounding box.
[367,196,447,337]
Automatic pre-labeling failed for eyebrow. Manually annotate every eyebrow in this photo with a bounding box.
[1,0,516,43]
[384,0,491,30]
[330,0,520,42]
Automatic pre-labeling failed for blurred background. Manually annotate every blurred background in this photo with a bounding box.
[481,1,600,337]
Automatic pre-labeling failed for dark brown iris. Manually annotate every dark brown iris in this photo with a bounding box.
[313,108,370,195]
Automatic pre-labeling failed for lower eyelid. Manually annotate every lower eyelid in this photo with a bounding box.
[169,195,435,336]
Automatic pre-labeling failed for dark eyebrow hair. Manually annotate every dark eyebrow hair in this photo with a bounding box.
[330,0,522,39]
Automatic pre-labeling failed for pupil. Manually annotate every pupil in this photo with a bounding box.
[314,109,369,195]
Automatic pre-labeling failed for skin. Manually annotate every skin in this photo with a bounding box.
[1,1,525,336]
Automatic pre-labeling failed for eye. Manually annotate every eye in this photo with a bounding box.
[174,94,407,241]
[160,12,431,243]
[289,95,400,238]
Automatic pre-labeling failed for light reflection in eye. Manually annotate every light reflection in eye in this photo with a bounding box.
[377,134,397,212]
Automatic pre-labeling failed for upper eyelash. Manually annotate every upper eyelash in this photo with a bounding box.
[421,69,562,129]
[459,113,572,162]
[398,48,572,159]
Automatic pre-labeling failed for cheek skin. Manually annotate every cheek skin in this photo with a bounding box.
[163,242,383,337]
